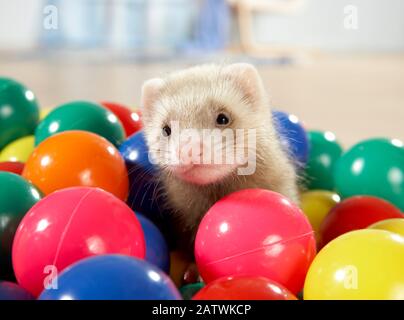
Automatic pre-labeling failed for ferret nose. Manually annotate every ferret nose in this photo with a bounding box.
[177,140,204,166]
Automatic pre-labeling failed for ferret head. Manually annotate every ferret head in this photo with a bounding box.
[141,63,272,186]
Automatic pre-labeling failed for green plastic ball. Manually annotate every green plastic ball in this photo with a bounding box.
[304,131,343,190]
[335,138,404,211]
[0,172,42,280]
[180,283,205,300]
[0,78,39,150]
[35,101,125,147]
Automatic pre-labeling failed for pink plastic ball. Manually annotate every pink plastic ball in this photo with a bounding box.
[12,187,145,297]
[195,189,316,294]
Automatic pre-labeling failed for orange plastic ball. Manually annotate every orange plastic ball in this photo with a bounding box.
[22,130,129,200]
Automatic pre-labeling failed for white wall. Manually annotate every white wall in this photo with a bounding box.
[0,0,403,52]
[0,0,42,49]
[254,0,404,52]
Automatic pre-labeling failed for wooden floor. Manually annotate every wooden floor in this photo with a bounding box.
[1,53,403,148]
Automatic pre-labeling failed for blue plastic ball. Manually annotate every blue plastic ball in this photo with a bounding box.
[38,255,181,300]
[0,281,34,300]
[272,110,310,166]
[119,131,163,216]
[137,214,170,273]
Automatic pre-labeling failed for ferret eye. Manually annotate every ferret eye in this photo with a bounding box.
[216,113,230,126]
[162,125,171,137]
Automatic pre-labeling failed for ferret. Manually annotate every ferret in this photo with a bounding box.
[141,63,299,253]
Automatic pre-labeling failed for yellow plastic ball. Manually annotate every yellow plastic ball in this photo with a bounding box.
[0,135,35,162]
[304,229,404,300]
[368,218,404,237]
[40,108,52,120]
[300,190,340,241]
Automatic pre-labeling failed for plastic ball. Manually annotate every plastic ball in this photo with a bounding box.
[334,138,404,211]
[300,190,341,242]
[136,214,170,273]
[12,187,145,297]
[304,229,404,300]
[119,131,172,242]
[0,282,34,300]
[100,101,142,137]
[305,130,343,190]
[23,130,129,201]
[368,218,404,237]
[180,283,205,300]
[39,255,181,300]
[0,78,39,150]
[320,196,403,247]
[195,189,316,294]
[35,101,125,147]
[0,161,24,175]
[272,110,309,166]
[0,172,42,280]
[193,276,297,300]
[0,135,34,162]
[39,108,51,120]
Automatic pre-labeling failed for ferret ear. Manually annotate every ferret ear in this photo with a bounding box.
[141,78,165,113]
[223,63,263,101]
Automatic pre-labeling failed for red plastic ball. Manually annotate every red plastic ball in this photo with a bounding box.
[0,161,24,175]
[320,196,403,247]
[12,187,145,297]
[195,189,316,294]
[193,276,297,300]
[100,102,142,137]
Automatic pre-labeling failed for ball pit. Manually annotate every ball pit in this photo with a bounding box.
[23,130,129,201]
[320,196,403,247]
[195,189,316,294]
[335,138,404,211]
[35,101,125,147]
[193,276,297,300]
[38,255,181,300]
[0,78,39,150]
[0,172,42,280]
[100,101,143,137]
[304,229,404,300]
[2,74,404,301]
[0,135,34,162]
[272,110,309,166]
[305,130,343,190]
[12,187,145,297]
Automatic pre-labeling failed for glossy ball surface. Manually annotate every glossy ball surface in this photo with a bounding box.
[23,130,129,201]
[195,189,316,294]
[305,131,343,190]
[193,276,297,300]
[0,78,39,150]
[100,101,142,137]
[320,196,403,246]
[0,135,34,162]
[304,229,404,300]
[35,101,125,147]
[334,138,404,211]
[12,187,145,297]
[0,172,42,279]
[272,110,309,166]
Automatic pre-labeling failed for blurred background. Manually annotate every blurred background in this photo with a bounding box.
[0,0,403,146]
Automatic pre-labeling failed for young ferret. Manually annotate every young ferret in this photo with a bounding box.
[141,63,299,253]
